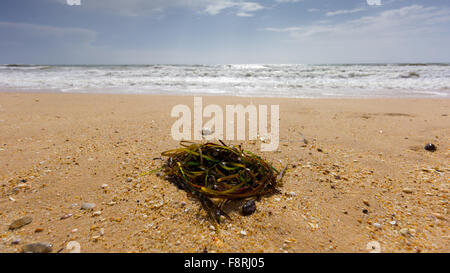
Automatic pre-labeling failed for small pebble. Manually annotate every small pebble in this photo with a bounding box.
[66,241,81,253]
[366,241,381,253]
[201,128,213,136]
[9,217,33,230]
[60,213,73,220]
[424,143,437,152]
[11,237,21,245]
[400,228,411,236]
[373,223,382,229]
[22,242,53,253]
[92,211,102,216]
[240,230,247,236]
[35,228,44,233]
[81,203,96,210]
[101,184,108,189]
[402,188,414,194]
[241,200,257,216]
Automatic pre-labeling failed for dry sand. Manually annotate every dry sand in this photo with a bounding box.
[0,92,448,253]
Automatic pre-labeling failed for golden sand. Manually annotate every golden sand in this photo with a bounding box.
[0,93,448,252]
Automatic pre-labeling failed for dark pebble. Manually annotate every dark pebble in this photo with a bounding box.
[362,209,369,214]
[424,143,437,152]
[22,242,52,253]
[241,200,256,216]
[9,217,33,230]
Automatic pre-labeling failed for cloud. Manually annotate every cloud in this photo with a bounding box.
[54,0,264,17]
[275,0,303,2]
[205,1,264,16]
[326,7,366,16]
[264,5,450,62]
[267,5,450,38]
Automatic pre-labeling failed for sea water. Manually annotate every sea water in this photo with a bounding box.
[0,63,449,98]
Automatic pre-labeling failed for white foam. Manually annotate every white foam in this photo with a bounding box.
[0,64,449,98]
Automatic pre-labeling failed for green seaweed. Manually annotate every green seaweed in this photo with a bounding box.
[144,141,286,226]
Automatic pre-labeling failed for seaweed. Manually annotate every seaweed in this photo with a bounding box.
[143,141,286,226]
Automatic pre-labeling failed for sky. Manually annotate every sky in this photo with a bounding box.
[0,0,450,64]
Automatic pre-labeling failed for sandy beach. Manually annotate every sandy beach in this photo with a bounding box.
[0,92,448,253]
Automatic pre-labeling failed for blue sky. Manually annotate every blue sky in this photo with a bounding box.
[1,0,449,64]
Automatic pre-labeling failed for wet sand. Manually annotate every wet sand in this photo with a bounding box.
[0,92,448,253]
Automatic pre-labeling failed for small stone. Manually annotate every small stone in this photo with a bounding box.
[424,143,437,152]
[389,220,397,226]
[400,228,410,236]
[9,217,33,230]
[432,213,446,220]
[402,188,414,194]
[66,241,81,253]
[71,228,78,233]
[241,200,257,216]
[92,211,102,216]
[11,237,21,245]
[60,213,73,220]
[101,184,108,189]
[34,228,44,233]
[373,223,382,229]
[81,203,96,210]
[201,128,213,136]
[363,200,370,206]
[99,228,105,236]
[126,177,133,182]
[240,230,247,236]
[22,242,53,253]
[366,241,381,253]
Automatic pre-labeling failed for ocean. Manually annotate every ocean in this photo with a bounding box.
[0,63,449,98]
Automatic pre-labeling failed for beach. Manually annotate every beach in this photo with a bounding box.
[0,92,448,253]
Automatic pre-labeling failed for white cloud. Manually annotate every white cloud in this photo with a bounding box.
[264,5,450,62]
[54,0,264,17]
[205,1,264,16]
[275,0,302,2]
[326,7,366,16]
[267,5,450,38]
[307,8,320,12]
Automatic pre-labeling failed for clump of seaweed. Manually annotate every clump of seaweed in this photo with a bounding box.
[145,141,286,226]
